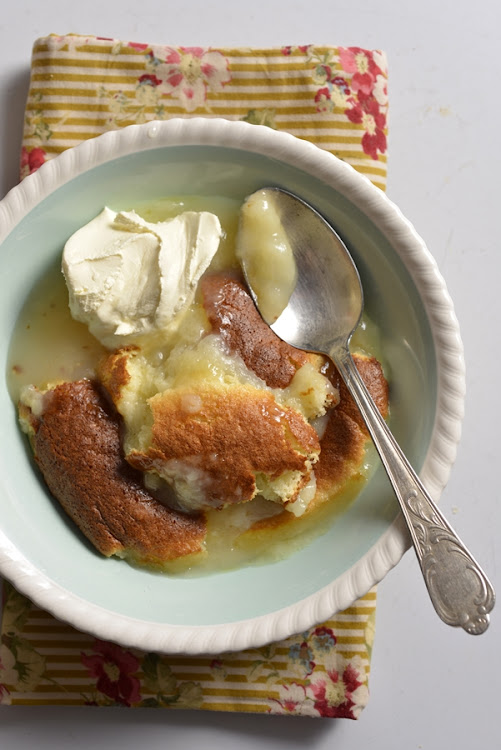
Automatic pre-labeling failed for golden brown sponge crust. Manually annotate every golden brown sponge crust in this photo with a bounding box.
[315,354,389,495]
[25,379,206,566]
[128,383,320,508]
[201,272,312,388]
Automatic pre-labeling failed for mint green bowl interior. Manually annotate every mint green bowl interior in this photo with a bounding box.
[0,145,435,626]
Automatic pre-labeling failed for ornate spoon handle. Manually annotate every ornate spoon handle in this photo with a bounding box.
[333,347,495,634]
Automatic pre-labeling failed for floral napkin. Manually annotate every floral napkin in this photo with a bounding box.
[1,35,388,718]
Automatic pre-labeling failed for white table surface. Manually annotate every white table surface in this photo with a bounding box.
[1,1,499,747]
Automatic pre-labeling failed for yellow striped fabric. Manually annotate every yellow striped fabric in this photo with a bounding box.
[21,36,388,187]
[2,35,388,718]
[1,583,377,716]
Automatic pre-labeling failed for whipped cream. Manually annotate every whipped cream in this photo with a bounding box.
[62,207,222,348]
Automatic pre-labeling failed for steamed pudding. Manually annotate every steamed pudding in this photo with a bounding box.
[98,273,338,515]
[13,194,389,573]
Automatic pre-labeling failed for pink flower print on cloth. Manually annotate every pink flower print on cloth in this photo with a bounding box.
[338,47,381,95]
[307,654,369,719]
[308,45,388,161]
[339,47,388,160]
[145,46,231,112]
[20,146,47,178]
[346,96,387,160]
[81,639,141,706]
[272,682,319,717]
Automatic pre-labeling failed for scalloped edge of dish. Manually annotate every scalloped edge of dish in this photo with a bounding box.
[0,118,465,654]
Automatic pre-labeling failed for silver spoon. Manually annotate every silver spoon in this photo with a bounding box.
[241,187,495,635]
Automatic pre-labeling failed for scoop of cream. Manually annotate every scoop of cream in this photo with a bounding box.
[62,207,222,348]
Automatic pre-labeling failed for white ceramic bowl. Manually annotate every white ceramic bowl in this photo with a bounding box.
[0,118,465,653]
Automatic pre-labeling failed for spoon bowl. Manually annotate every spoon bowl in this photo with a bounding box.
[262,188,364,352]
[243,186,495,635]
